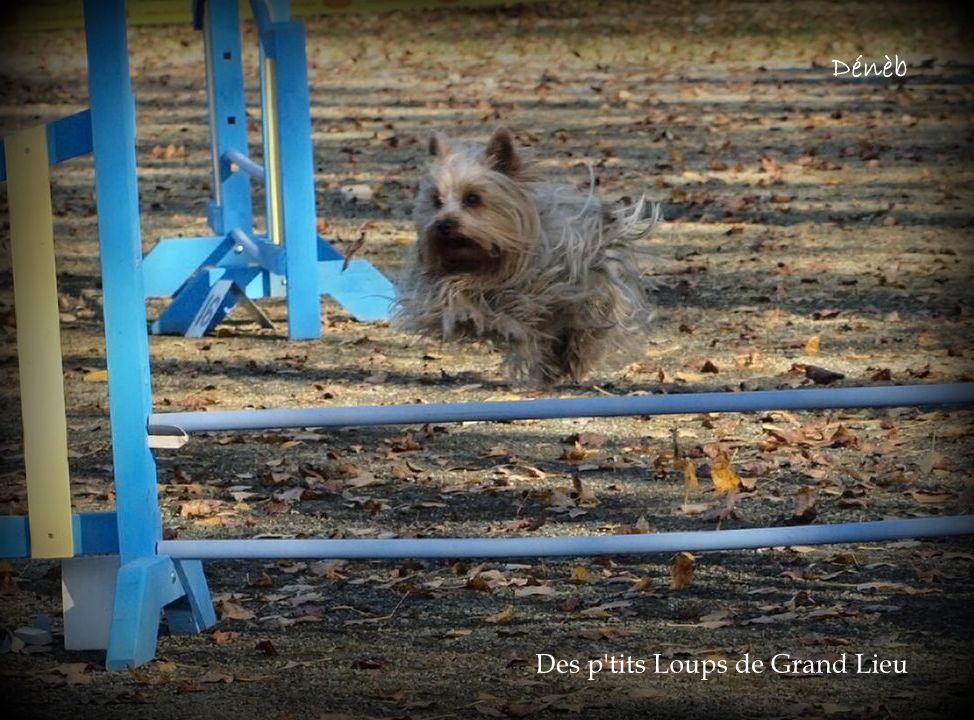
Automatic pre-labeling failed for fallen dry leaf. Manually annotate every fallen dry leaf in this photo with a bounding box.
[485,605,516,624]
[578,627,636,640]
[711,452,741,495]
[674,457,699,489]
[572,475,599,506]
[631,515,652,534]
[569,565,597,585]
[793,487,818,523]
[561,441,593,461]
[579,600,632,618]
[178,499,224,518]
[513,585,556,598]
[54,662,93,686]
[804,364,845,385]
[671,552,696,590]
[198,669,235,684]
[216,600,255,621]
[909,490,955,505]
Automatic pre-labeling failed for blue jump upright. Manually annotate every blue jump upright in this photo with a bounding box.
[143,0,394,339]
[85,0,216,669]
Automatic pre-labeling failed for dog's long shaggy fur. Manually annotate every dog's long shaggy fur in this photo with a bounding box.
[394,127,657,385]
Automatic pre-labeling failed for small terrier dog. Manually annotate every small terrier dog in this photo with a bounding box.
[394,127,657,385]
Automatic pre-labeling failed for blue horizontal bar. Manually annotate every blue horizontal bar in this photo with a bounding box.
[0,109,93,183]
[0,511,118,559]
[229,227,283,274]
[48,110,93,166]
[158,515,974,560]
[148,383,974,435]
[223,148,264,181]
[0,516,28,558]
[74,511,120,555]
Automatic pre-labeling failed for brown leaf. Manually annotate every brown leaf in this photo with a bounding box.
[856,581,920,594]
[255,640,278,656]
[674,457,699,489]
[216,600,255,621]
[579,600,633,617]
[793,487,818,524]
[443,628,472,639]
[630,577,653,593]
[198,669,234,684]
[870,367,892,381]
[827,425,859,448]
[696,610,734,629]
[804,364,845,385]
[572,476,599,506]
[341,231,366,272]
[178,499,224,518]
[909,490,955,505]
[569,565,597,585]
[920,451,948,475]
[561,441,593,461]
[482,444,510,458]
[578,627,636,640]
[567,432,610,447]
[711,452,740,495]
[631,515,652,534]
[485,605,516,624]
[513,585,556,598]
[804,336,820,355]
[545,488,575,510]
[742,612,798,625]
[54,663,93,686]
[670,552,696,590]
[210,630,241,645]
[811,308,841,320]
[388,433,422,452]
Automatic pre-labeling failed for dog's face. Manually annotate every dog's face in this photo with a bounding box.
[413,127,539,279]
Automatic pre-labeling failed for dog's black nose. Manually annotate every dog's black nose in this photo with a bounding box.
[434,218,457,236]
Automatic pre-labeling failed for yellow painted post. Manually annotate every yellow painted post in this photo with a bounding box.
[5,125,75,559]
[262,55,285,245]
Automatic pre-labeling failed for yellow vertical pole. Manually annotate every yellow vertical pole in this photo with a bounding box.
[5,125,75,559]
[262,55,284,246]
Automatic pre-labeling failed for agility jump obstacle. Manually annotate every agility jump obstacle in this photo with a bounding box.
[142,0,394,338]
[1,0,974,672]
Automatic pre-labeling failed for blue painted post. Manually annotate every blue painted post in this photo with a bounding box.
[84,0,215,669]
[84,0,160,565]
[267,19,322,339]
[203,0,254,238]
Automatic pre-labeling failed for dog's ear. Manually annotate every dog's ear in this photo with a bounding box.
[485,127,523,177]
[428,132,451,159]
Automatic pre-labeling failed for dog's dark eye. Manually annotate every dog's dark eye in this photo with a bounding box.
[431,191,443,209]
[463,192,482,208]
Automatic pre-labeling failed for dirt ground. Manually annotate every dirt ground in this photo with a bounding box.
[1,1,974,718]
